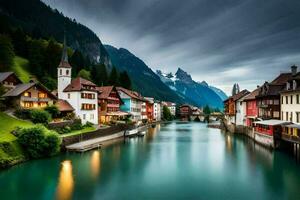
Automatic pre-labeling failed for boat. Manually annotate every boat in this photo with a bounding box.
[138,131,146,137]
[125,129,139,137]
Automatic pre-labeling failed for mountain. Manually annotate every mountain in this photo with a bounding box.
[157,68,227,109]
[0,0,112,66]
[104,45,192,104]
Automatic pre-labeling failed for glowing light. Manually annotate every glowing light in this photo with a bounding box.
[56,160,74,200]
[90,151,101,178]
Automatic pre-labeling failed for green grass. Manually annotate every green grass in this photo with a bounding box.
[0,112,33,168]
[10,56,33,83]
[0,112,33,142]
[60,126,96,137]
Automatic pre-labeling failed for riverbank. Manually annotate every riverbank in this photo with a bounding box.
[0,118,164,169]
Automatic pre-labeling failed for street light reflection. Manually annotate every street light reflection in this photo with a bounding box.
[91,151,101,178]
[56,160,74,200]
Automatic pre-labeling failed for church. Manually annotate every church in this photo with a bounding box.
[57,36,98,124]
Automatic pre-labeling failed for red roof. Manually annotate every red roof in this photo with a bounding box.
[271,73,292,84]
[58,61,72,68]
[63,77,97,92]
[97,86,114,99]
[230,89,250,101]
[243,87,260,101]
[56,99,74,112]
[116,87,145,101]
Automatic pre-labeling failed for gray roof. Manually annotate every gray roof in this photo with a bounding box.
[0,72,14,82]
[3,83,36,97]
[254,120,291,126]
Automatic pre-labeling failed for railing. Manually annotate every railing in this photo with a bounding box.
[21,96,51,102]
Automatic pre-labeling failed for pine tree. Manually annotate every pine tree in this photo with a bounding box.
[98,64,108,86]
[119,71,132,89]
[0,34,15,71]
[77,69,91,80]
[43,38,61,77]
[108,66,119,86]
[70,50,85,77]
[28,39,45,78]
[11,28,28,57]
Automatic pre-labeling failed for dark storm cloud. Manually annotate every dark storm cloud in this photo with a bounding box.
[42,0,300,94]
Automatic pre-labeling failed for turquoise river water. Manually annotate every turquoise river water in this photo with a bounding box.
[1,122,300,200]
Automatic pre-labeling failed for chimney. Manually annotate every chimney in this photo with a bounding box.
[291,65,297,76]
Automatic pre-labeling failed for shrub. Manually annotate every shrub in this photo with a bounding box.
[63,112,75,120]
[84,121,94,128]
[14,108,32,120]
[18,125,61,158]
[30,109,51,124]
[70,119,83,131]
[44,105,60,118]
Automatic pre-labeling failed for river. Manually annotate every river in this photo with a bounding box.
[1,122,300,200]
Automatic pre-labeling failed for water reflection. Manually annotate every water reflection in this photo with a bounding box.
[56,160,74,200]
[90,151,101,179]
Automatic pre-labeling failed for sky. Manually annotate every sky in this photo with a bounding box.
[42,0,300,95]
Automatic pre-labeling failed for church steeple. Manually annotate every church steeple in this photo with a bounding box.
[58,31,71,68]
[57,31,72,99]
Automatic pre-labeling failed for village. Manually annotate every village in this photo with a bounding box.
[223,65,300,152]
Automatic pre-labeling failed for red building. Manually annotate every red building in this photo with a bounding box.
[96,86,125,124]
[179,104,193,120]
[244,87,260,127]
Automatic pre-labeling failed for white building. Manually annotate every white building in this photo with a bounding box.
[235,94,248,126]
[117,87,144,122]
[57,38,98,124]
[153,101,161,121]
[281,65,300,123]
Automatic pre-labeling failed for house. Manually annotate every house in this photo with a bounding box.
[117,87,144,122]
[153,100,161,121]
[96,86,127,124]
[57,37,98,124]
[256,72,292,120]
[162,101,176,116]
[144,97,154,122]
[224,89,249,126]
[243,87,260,127]
[254,120,291,148]
[3,81,57,109]
[179,104,193,121]
[280,65,300,140]
[55,99,75,117]
[235,93,249,126]
[0,72,22,92]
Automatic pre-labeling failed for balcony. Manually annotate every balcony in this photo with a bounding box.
[21,96,51,102]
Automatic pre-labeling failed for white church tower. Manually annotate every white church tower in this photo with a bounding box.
[57,34,71,99]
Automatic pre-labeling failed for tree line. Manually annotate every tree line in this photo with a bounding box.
[0,25,132,90]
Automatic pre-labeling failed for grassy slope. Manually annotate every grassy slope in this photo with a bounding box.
[0,112,33,168]
[10,56,32,83]
[0,112,33,142]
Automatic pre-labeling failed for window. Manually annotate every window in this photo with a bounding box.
[83,114,86,120]
[274,99,279,105]
[24,92,31,97]
[286,96,288,104]
[66,70,69,75]
[297,112,300,123]
[290,112,293,122]
[297,95,299,104]
[81,104,96,110]
[281,96,284,104]
[38,92,47,98]
[60,69,62,75]
[81,93,95,99]
[273,111,279,118]
[281,112,283,120]
[291,95,293,104]
[68,93,70,99]
[286,112,288,121]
